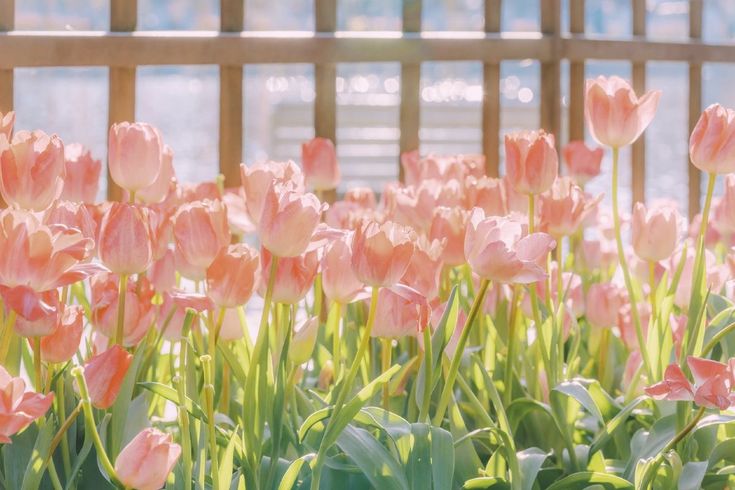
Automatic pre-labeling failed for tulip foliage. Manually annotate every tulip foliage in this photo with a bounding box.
[2,75,735,490]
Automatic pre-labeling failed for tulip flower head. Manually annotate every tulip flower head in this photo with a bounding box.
[0,365,53,443]
[115,428,181,490]
[61,143,101,203]
[562,140,603,185]
[689,104,735,174]
[504,130,558,196]
[631,201,680,262]
[83,345,133,409]
[108,122,163,193]
[301,137,340,191]
[351,219,415,288]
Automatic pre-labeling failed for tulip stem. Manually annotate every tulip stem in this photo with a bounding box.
[611,146,654,381]
[201,355,219,490]
[71,367,123,487]
[418,323,433,422]
[0,310,15,365]
[503,285,520,406]
[56,374,72,479]
[114,274,128,346]
[598,328,610,389]
[32,337,42,392]
[45,402,82,472]
[381,338,392,409]
[432,279,490,426]
[328,302,343,381]
[648,261,657,322]
[312,286,380,490]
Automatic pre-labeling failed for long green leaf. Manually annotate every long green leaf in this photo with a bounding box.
[336,425,408,490]
[546,472,633,490]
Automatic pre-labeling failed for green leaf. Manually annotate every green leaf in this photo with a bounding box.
[430,425,455,490]
[278,454,315,490]
[708,438,735,469]
[336,425,408,490]
[138,381,208,422]
[624,415,675,480]
[218,429,239,488]
[517,448,548,490]
[111,343,146,457]
[506,398,555,435]
[462,477,511,489]
[552,380,604,425]
[678,461,708,490]
[589,396,645,456]
[546,472,633,490]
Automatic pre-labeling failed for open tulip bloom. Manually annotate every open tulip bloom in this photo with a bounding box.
[3,79,735,490]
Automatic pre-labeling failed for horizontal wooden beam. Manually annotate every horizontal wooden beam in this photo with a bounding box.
[562,35,735,63]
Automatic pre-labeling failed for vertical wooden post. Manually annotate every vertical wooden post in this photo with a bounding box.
[315,0,337,201]
[568,0,585,143]
[399,0,422,182]
[483,0,501,177]
[219,0,244,189]
[0,0,13,114]
[631,0,646,206]
[540,0,561,152]
[108,0,137,201]
[688,0,703,219]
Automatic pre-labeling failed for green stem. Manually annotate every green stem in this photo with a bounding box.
[702,320,735,357]
[56,374,72,479]
[0,310,15,365]
[432,279,490,426]
[611,146,653,380]
[45,402,82,472]
[381,338,392,409]
[114,274,128,346]
[418,324,433,422]
[33,337,42,392]
[328,302,342,381]
[175,331,193,490]
[201,355,219,490]
[598,328,610,389]
[503,286,520,406]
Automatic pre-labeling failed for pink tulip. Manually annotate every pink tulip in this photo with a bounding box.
[173,199,230,269]
[562,141,603,184]
[689,104,735,174]
[401,237,444,300]
[688,356,734,410]
[301,137,340,190]
[156,290,212,340]
[240,160,304,224]
[258,183,323,257]
[206,243,260,307]
[400,150,422,186]
[146,207,174,262]
[83,345,133,409]
[631,201,680,262]
[0,365,53,443]
[0,130,65,211]
[137,144,175,204]
[222,188,255,235]
[644,364,694,402]
[464,209,555,284]
[108,122,163,193]
[322,232,366,305]
[584,76,661,148]
[351,220,415,288]
[91,273,156,347]
[61,143,101,203]
[371,285,430,338]
[115,428,181,490]
[464,176,507,216]
[218,307,244,341]
[40,305,84,363]
[538,177,599,237]
[0,111,14,139]
[260,247,319,304]
[585,283,622,328]
[44,200,97,242]
[98,203,152,275]
[713,175,735,235]
[580,238,617,271]
[618,301,651,350]
[429,206,468,266]
[344,186,376,209]
[12,290,61,337]
[504,130,558,195]
[149,249,176,293]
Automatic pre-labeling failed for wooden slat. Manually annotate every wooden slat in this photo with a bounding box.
[688,0,703,219]
[540,0,561,150]
[483,0,501,177]
[315,0,337,200]
[568,0,585,143]
[107,0,137,201]
[0,0,13,113]
[219,0,244,188]
[631,0,645,205]
[399,0,422,182]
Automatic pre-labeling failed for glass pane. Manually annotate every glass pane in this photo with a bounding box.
[338,0,401,31]
[138,1,218,30]
[422,0,483,31]
[703,0,735,43]
[586,0,631,37]
[15,0,108,30]
[245,0,314,31]
[499,60,540,174]
[648,0,688,41]
[503,0,540,32]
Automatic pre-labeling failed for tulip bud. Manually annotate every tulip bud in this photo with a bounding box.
[115,428,181,490]
[108,122,163,193]
[83,345,133,409]
[206,243,260,308]
[98,203,153,275]
[40,305,84,363]
[301,137,340,191]
[61,143,101,203]
[504,130,558,195]
[289,317,320,365]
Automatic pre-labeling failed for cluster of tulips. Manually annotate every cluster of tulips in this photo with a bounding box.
[1,73,735,490]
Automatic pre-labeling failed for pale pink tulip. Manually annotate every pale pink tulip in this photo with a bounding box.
[644,364,694,402]
[371,285,430,338]
[0,365,53,443]
[562,141,603,184]
[539,177,599,237]
[322,232,366,305]
[585,76,661,148]
[83,345,133,409]
[429,206,468,266]
[44,200,97,242]
[40,305,84,363]
[688,356,733,410]
[115,428,181,490]
[258,183,323,257]
[504,130,558,195]
[689,104,735,174]
[302,137,340,190]
[344,187,376,209]
[137,144,175,204]
[13,289,61,337]
[108,122,162,192]
[351,220,415,288]
[631,201,680,262]
[149,249,176,293]
[91,273,155,347]
[240,160,304,224]
[401,237,444,300]
[585,283,622,328]
[260,248,319,304]
[463,176,507,216]
[206,244,260,307]
[0,111,14,139]
[61,143,101,203]
[173,199,230,269]
[98,203,152,275]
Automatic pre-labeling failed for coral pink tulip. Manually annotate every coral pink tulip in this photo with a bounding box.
[91,273,155,347]
[585,283,622,328]
[61,143,101,203]
[44,200,97,242]
[644,364,694,402]
[322,232,366,304]
[539,177,599,237]
[631,201,680,262]
[688,356,734,410]
[0,130,65,211]
[12,290,61,337]
[206,243,260,307]
[371,285,430,338]
[302,137,340,191]
[240,160,304,224]
[115,428,181,490]
[689,104,735,174]
[258,183,323,257]
[98,203,152,275]
[584,76,661,148]
[713,175,735,235]
[0,365,53,443]
[464,176,507,216]
[222,188,255,235]
[464,209,555,284]
[562,141,603,184]
[351,220,415,288]
[108,122,162,192]
[173,199,230,269]
[401,237,444,300]
[149,249,176,293]
[260,248,319,304]
[0,111,14,139]
[40,305,84,363]
[504,130,558,196]
[83,345,133,409]
[344,186,376,209]
[429,206,468,266]
[137,144,175,204]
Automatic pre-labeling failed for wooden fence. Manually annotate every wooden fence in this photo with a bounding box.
[0,0,722,217]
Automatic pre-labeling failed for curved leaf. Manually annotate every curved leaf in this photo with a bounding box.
[546,472,633,490]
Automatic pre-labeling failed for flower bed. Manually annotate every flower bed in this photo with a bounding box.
[0,75,734,489]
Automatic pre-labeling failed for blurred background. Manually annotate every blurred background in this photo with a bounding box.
[11,0,735,213]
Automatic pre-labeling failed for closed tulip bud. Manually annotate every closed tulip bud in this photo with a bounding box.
[562,141,603,184]
[260,248,319,304]
[0,365,53,443]
[173,199,230,269]
[206,243,260,307]
[351,220,415,288]
[83,345,133,409]
[0,111,14,139]
[258,183,323,257]
[115,428,181,490]
[322,233,366,305]
[40,305,84,363]
[689,104,735,174]
[713,175,735,235]
[108,122,163,193]
[61,143,101,203]
[538,177,600,238]
[631,201,680,262]
[429,206,468,266]
[585,283,621,328]
[137,144,175,204]
[464,176,507,216]
[585,76,661,148]
[98,203,152,275]
[289,316,320,365]
[0,130,65,211]
[505,130,558,195]
[301,137,340,190]
[240,160,304,224]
